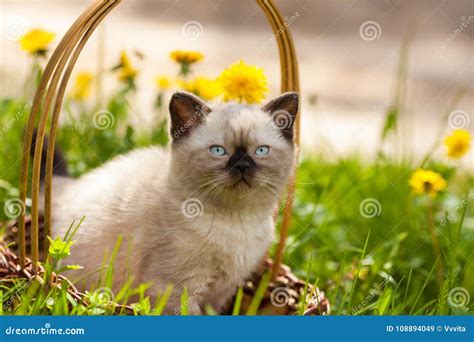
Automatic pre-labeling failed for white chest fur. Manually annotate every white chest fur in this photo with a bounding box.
[196,210,273,276]
[138,203,275,313]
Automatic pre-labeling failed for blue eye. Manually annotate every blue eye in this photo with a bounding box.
[209,145,227,156]
[255,145,270,156]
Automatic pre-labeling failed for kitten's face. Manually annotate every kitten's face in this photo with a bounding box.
[169,92,298,206]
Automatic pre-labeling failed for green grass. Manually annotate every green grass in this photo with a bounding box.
[285,155,473,315]
[0,47,473,315]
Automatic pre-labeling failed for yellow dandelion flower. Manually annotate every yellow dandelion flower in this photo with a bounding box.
[409,169,447,197]
[218,60,268,104]
[444,129,471,159]
[70,72,93,101]
[19,28,55,55]
[170,50,204,76]
[155,76,172,90]
[119,67,138,82]
[117,51,138,82]
[169,50,204,65]
[180,76,221,101]
[120,51,133,68]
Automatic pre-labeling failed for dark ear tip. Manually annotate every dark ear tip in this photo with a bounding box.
[169,92,181,108]
[282,91,299,102]
[279,92,299,113]
[170,91,193,102]
[169,91,208,114]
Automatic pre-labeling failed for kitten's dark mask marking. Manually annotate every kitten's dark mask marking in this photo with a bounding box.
[226,147,256,186]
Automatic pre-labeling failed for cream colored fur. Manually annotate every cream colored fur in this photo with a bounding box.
[46,92,298,314]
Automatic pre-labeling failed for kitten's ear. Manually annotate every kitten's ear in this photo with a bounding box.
[262,92,299,141]
[169,92,211,141]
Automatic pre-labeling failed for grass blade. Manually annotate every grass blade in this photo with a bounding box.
[153,284,173,315]
[409,256,440,315]
[232,287,244,315]
[346,229,371,312]
[180,287,189,315]
[246,272,271,315]
[105,235,123,289]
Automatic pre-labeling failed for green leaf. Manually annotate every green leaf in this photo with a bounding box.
[47,236,74,260]
[65,264,82,270]
[57,264,83,273]
[381,106,398,140]
[376,287,392,315]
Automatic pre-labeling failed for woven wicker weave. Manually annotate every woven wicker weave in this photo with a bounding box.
[0,238,135,315]
[2,217,329,315]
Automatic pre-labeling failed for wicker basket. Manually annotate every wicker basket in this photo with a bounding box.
[2,217,329,315]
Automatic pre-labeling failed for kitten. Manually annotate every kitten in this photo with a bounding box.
[46,91,299,314]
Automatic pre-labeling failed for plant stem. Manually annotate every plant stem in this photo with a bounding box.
[427,200,444,284]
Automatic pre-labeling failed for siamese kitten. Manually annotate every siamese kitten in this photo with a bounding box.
[46,91,299,314]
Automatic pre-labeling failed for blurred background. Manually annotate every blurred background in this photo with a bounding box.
[1,0,473,167]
